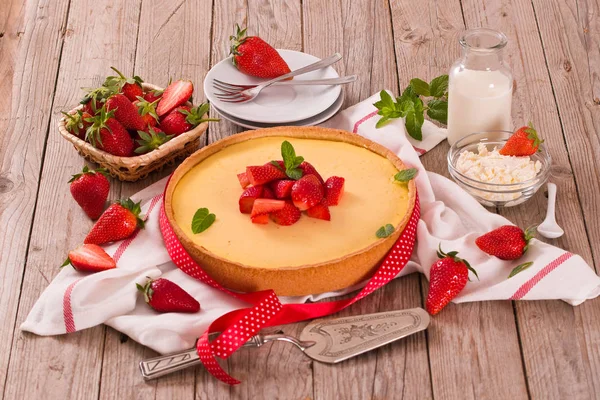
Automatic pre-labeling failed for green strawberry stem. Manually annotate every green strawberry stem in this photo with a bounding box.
[118,198,145,229]
[523,225,537,252]
[136,277,154,303]
[437,244,479,280]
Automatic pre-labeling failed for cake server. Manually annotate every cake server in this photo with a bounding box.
[139,308,430,380]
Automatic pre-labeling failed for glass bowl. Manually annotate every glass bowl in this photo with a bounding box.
[447,131,552,207]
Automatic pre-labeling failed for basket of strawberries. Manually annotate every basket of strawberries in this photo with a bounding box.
[58,67,218,182]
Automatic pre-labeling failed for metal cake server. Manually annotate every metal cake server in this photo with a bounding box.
[139,308,430,380]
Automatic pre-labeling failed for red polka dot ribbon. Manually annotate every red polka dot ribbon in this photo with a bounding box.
[159,194,420,384]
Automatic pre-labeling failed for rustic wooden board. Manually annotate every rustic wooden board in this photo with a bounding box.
[0,0,71,395]
[2,0,141,399]
[461,1,600,399]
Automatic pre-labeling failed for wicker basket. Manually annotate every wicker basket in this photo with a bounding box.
[58,83,209,182]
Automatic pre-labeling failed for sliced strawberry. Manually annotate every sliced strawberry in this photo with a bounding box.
[63,244,116,273]
[251,214,269,224]
[307,202,331,221]
[291,174,324,211]
[246,164,287,186]
[237,172,250,189]
[262,186,275,199]
[271,179,295,199]
[239,186,263,214]
[270,201,301,226]
[250,199,285,217]
[324,176,345,206]
[157,80,193,117]
[299,162,324,184]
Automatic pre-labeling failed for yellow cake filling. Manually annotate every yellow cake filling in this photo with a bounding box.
[171,136,410,268]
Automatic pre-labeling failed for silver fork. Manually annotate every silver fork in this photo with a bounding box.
[213,52,342,103]
[213,75,357,95]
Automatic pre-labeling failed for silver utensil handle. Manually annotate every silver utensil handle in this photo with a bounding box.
[139,334,264,380]
[139,348,201,380]
[262,53,342,87]
[272,75,357,86]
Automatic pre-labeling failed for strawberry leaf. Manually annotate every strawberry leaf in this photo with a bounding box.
[192,208,216,234]
[394,168,418,182]
[508,261,534,279]
[61,257,71,268]
[376,224,395,238]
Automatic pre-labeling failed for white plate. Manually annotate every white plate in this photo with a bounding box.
[204,50,341,124]
[212,91,344,130]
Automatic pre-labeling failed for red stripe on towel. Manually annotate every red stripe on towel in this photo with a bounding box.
[352,110,379,133]
[510,252,573,300]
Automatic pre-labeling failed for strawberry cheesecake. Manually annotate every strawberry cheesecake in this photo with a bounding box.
[164,127,416,296]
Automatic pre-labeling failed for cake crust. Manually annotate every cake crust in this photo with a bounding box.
[164,126,416,296]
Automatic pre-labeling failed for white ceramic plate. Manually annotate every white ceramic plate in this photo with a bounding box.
[204,50,341,124]
[212,91,344,130]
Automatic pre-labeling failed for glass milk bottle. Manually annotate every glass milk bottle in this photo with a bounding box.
[447,28,513,145]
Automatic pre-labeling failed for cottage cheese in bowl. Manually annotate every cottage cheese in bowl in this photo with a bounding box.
[456,143,542,184]
[447,131,551,207]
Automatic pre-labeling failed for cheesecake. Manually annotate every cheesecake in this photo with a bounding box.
[164,126,416,296]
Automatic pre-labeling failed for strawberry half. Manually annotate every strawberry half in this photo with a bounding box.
[239,186,264,214]
[307,202,331,221]
[156,80,193,117]
[84,198,144,245]
[271,179,295,199]
[291,174,324,211]
[262,186,275,199]
[137,277,200,313]
[324,176,345,206]
[250,199,285,218]
[251,214,269,224]
[237,172,250,189]
[270,201,301,226]
[63,244,116,273]
[246,164,287,186]
[299,161,324,184]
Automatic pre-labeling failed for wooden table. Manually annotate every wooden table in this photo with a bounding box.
[1,0,599,398]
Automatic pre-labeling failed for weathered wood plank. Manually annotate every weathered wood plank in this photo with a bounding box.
[461,0,600,398]
[0,0,70,396]
[98,1,214,399]
[302,1,432,399]
[3,1,142,399]
[388,1,530,399]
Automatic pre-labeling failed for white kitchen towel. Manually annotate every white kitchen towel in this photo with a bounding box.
[22,92,600,355]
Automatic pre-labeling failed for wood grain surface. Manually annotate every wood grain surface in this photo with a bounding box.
[0,0,598,399]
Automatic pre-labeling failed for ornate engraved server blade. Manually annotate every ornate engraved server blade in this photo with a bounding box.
[299,308,429,363]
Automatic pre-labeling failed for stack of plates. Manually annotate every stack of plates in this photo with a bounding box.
[203,50,344,129]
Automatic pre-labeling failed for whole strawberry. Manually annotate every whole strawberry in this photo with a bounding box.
[133,96,159,128]
[426,246,478,315]
[104,66,144,102]
[69,166,110,219]
[62,110,92,140]
[499,123,544,156]
[137,277,200,313]
[229,24,291,79]
[105,93,147,131]
[475,225,535,260]
[86,106,135,157]
[80,85,118,115]
[84,198,144,245]
[159,103,217,136]
[62,244,116,273]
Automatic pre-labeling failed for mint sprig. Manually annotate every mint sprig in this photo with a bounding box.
[191,208,216,234]
[394,168,418,182]
[274,141,304,180]
[376,224,395,238]
[374,74,449,141]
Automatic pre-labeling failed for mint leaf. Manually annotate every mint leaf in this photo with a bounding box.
[376,116,390,128]
[374,90,395,110]
[399,85,418,102]
[286,168,303,180]
[427,99,448,124]
[409,78,430,96]
[270,160,285,172]
[376,224,395,238]
[281,141,296,169]
[429,75,449,98]
[508,261,534,279]
[404,111,423,141]
[394,168,418,182]
[398,98,415,117]
[191,208,216,234]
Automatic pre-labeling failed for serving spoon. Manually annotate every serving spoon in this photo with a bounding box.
[537,182,564,239]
